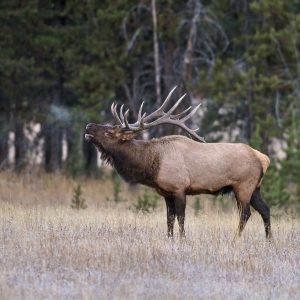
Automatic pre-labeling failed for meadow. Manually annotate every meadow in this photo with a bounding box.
[0,172,299,300]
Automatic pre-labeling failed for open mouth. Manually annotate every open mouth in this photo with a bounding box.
[85,133,94,141]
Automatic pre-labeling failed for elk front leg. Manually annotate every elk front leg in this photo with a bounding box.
[174,193,187,238]
[164,197,175,238]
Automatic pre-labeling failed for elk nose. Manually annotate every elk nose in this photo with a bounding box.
[86,123,97,130]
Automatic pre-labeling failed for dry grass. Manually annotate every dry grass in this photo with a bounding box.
[0,172,299,300]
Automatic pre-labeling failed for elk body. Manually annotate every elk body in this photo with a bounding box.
[85,87,271,239]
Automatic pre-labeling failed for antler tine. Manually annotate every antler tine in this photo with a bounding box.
[174,122,206,142]
[141,93,186,126]
[170,106,191,120]
[111,102,115,116]
[124,109,130,129]
[119,104,125,123]
[110,88,205,142]
[164,93,186,117]
[179,103,202,123]
[117,86,178,129]
[137,101,144,121]
[141,99,205,142]
[111,103,123,126]
[129,101,146,127]
[143,86,177,122]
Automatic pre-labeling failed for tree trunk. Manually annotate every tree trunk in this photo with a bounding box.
[44,123,63,173]
[43,0,66,173]
[14,120,27,171]
[151,0,161,105]
[0,128,9,170]
[182,0,201,83]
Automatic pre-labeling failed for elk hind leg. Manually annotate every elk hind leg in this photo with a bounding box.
[164,197,176,238]
[250,188,272,239]
[237,204,251,237]
[234,185,252,237]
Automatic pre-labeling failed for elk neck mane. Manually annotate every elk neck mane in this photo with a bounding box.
[99,138,162,185]
[95,143,115,166]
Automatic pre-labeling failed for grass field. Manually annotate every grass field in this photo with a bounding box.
[0,172,299,299]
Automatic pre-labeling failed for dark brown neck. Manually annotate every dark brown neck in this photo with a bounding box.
[109,140,160,186]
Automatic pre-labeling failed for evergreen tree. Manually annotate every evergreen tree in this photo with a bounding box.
[0,0,299,209]
[0,1,39,170]
[71,183,87,210]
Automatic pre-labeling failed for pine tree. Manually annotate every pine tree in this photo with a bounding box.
[279,111,300,211]
[0,0,39,170]
[71,183,87,210]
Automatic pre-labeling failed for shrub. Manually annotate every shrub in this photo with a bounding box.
[131,188,159,213]
[106,171,125,203]
[193,196,202,216]
[71,183,87,210]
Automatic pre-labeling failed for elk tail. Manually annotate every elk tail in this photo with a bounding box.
[252,149,270,187]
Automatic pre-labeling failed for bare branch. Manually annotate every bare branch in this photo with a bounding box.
[126,28,142,53]
[275,91,283,128]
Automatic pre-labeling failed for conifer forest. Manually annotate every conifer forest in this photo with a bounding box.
[2,0,299,209]
[1,1,300,299]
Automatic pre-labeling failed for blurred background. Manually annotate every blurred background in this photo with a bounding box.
[0,0,299,211]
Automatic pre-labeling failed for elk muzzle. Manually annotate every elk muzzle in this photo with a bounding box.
[85,123,99,141]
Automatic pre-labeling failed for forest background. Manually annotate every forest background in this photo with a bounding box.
[0,0,300,211]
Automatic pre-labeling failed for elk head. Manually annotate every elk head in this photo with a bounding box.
[85,86,205,149]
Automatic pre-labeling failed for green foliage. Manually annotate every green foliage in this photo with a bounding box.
[193,197,202,216]
[262,163,290,208]
[66,119,85,178]
[250,124,263,150]
[131,188,159,213]
[106,171,125,203]
[71,183,87,210]
[279,114,300,210]
[262,112,300,211]
[111,174,123,203]
[66,139,85,178]
[199,0,300,142]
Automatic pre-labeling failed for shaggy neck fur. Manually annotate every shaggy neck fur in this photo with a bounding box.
[96,143,115,166]
[95,139,160,186]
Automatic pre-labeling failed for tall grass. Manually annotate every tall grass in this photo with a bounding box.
[0,171,299,299]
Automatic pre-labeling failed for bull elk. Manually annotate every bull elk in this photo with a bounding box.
[85,87,271,239]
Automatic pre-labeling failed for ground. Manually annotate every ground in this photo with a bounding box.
[0,172,299,299]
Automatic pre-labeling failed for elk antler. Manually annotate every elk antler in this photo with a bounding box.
[111,86,206,143]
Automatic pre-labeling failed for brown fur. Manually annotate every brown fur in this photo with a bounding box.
[85,123,271,239]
